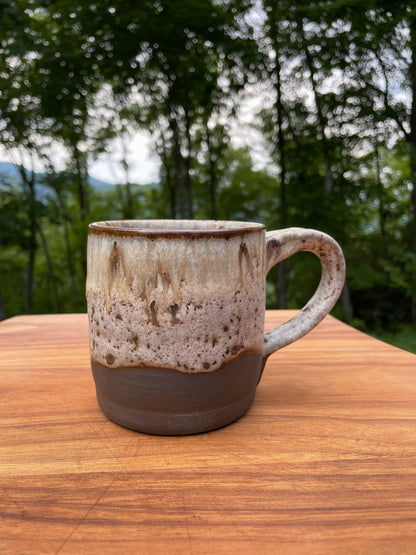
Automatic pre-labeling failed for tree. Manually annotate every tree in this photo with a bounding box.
[0,3,59,312]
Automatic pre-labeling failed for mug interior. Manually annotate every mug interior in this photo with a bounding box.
[89,219,265,236]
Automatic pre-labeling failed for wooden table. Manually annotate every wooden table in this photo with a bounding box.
[0,312,415,554]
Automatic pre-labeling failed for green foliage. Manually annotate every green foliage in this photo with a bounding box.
[0,185,30,249]
[372,323,416,355]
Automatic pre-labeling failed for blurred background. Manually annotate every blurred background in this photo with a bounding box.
[0,1,415,352]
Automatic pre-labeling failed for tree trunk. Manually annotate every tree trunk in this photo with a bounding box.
[49,178,78,305]
[156,132,176,218]
[62,217,77,305]
[340,281,354,323]
[409,20,416,254]
[408,18,416,321]
[295,4,334,196]
[184,109,194,218]
[169,114,192,218]
[73,145,89,221]
[374,140,387,254]
[36,222,61,312]
[162,143,176,219]
[73,145,89,277]
[121,135,135,219]
[206,126,217,220]
[17,163,36,314]
[124,181,134,218]
[27,218,36,314]
[271,17,288,308]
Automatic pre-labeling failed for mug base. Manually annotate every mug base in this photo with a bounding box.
[96,388,256,436]
[90,352,263,436]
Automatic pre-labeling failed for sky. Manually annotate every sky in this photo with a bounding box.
[88,83,276,185]
[89,131,160,185]
[0,83,275,185]
[0,130,161,186]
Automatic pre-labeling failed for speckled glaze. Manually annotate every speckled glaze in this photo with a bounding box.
[87,220,266,373]
[86,220,345,435]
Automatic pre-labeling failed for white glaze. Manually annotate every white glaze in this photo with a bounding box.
[86,222,266,372]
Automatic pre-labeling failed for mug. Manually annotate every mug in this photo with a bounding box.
[86,220,345,435]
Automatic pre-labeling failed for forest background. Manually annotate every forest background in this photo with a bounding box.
[1,0,416,353]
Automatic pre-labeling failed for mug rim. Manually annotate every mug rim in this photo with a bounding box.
[89,219,266,238]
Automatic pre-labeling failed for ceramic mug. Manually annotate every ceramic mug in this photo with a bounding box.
[86,220,345,435]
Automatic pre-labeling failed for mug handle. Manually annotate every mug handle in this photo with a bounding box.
[263,228,346,361]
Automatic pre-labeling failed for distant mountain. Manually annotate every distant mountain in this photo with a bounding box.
[0,161,23,185]
[0,161,114,191]
[88,174,115,190]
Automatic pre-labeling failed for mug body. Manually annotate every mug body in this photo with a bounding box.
[86,220,266,435]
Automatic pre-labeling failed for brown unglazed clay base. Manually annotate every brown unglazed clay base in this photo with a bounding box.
[91,352,263,435]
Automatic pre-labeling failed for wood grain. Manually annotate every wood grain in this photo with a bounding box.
[0,312,415,554]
